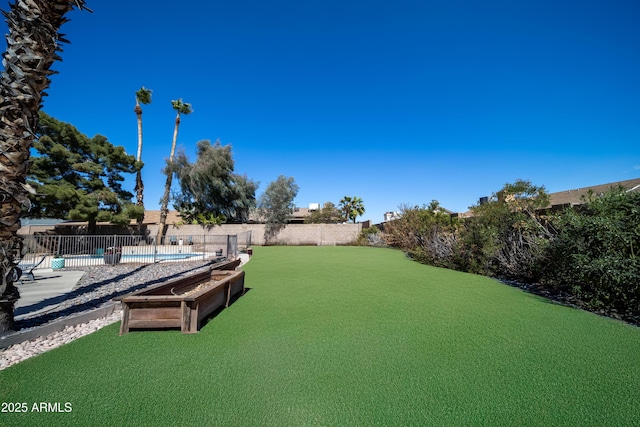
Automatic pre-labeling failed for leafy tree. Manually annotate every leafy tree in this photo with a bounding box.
[458,197,513,276]
[497,179,550,212]
[158,98,192,242]
[339,196,365,223]
[0,0,91,332]
[459,179,551,281]
[28,112,139,234]
[258,175,299,244]
[133,86,152,222]
[171,140,258,224]
[304,201,342,223]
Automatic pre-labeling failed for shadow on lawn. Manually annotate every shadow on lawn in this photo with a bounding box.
[499,278,640,327]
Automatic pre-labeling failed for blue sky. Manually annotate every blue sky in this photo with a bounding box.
[3,0,639,222]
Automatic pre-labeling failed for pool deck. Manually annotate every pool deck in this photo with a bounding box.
[14,268,86,321]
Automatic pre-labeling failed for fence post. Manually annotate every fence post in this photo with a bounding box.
[153,232,158,263]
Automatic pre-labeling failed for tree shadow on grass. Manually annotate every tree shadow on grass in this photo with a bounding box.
[499,278,640,327]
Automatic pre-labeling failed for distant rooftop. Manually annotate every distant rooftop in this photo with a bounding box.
[547,177,640,208]
[133,210,183,225]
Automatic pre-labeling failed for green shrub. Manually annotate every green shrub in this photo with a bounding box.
[356,225,385,246]
[383,202,460,268]
[544,188,640,321]
[456,180,552,282]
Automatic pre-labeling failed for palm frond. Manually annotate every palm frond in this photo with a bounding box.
[171,98,193,115]
[135,86,152,104]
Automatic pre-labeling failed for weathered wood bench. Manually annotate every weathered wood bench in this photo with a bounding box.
[118,269,245,334]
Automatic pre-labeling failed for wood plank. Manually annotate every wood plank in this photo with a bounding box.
[128,307,181,320]
[227,272,245,306]
[189,302,199,333]
[181,300,191,333]
[120,303,130,335]
[129,300,181,307]
[197,287,227,322]
[122,269,211,297]
[122,295,184,303]
[128,319,181,329]
[212,259,241,271]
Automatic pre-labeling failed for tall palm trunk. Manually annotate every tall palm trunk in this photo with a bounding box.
[0,0,90,332]
[134,104,145,231]
[133,87,151,227]
[134,103,144,210]
[157,115,181,243]
[157,99,191,244]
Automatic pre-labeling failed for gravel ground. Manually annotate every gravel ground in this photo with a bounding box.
[1,260,219,370]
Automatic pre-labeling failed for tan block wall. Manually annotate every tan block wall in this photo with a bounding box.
[20,222,363,247]
[273,223,362,246]
[150,223,362,246]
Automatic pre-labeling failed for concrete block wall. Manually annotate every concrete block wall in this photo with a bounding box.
[272,223,362,246]
[153,223,363,246]
[20,222,363,247]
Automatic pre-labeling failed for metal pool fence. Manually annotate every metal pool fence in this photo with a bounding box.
[16,231,252,269]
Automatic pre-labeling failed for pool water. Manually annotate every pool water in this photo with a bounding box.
[122,253,200,260]
[67,253,202,261]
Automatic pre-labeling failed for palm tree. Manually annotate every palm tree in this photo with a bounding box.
[339,196,365,223]
[157,99,192,243]
[133,86,152,224]
[0,0,91,332]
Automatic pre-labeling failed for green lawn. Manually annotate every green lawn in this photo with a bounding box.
[1,246,639,426]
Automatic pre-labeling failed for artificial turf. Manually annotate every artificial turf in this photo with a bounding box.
[1,246,639,426]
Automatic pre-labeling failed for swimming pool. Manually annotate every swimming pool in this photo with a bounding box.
[60,252,205,267]
[68,253,201,260]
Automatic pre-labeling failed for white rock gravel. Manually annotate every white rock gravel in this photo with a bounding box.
[0,309,121,370]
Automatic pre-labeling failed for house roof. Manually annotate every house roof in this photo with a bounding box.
[547,177,640,208]
[132,210,183,225]
[291,207,313,219]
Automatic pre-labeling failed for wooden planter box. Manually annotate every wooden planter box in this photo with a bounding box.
[118,269,245,334]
